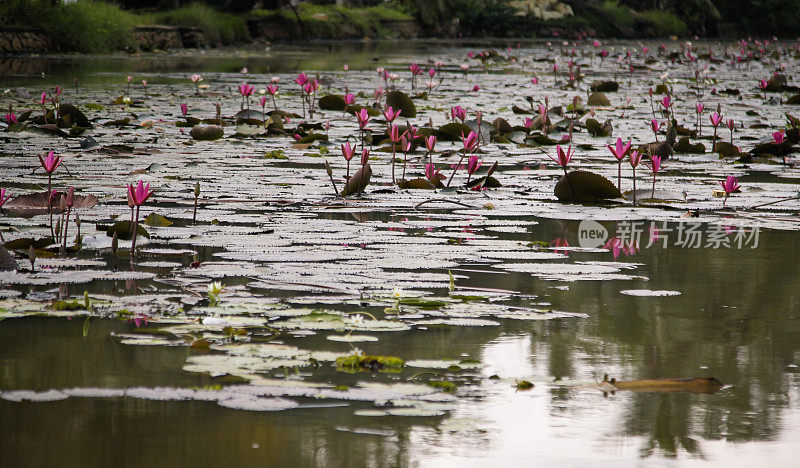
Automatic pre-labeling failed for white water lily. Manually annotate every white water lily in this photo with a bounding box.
[392,287,404,299]
[208,281,223,297]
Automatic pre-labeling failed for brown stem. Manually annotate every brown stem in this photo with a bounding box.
[447,151,466,187]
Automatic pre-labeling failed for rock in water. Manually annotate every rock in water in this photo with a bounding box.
[554,170,621,202]
[0,245,17,271]
[190,125,224,141]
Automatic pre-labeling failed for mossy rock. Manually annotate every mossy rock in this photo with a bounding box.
[586,118,612,137]
[590,81,619,92]
[713,141,740,157]
[554,170,621,202]
[786,94,800,105]
[190,125,224,141]
[0,245,16,271]
[437,122,472,141]
[105,221,150,241]
[57,103,92,128]
[654,84,669,94]
[587,92,611,107]
[385,90,416,118]
[397,178,437,190]
[750,140,793,156]
[318,94,347,111]
[335,354,404,373]
[346,105,381,117]
[675,136,705,154]
[493,117,513,134]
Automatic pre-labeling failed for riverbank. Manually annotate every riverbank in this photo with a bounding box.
[0,1,695,55]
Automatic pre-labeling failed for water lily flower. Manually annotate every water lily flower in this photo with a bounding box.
[341,142,355,162]
[659,95,672,110]
[550,144,573,169]
[383,106,401,123]
[773,130,786,145]
[607,138,631,190]
[648,154,663,199]
[356,109,369,130]
[266,85,278,95]
[451,106,466,122]
[0,188,10,208]
[360,149,369,166]
[127,180,154,256]
[374,86,385,101]
[650,119,663,142]
[128,180,153,207]
[462,130,479,152]
[466,154,482,184]
[294,72,308,86]
[428,68,436,78]
[531,77,539,85]
[720,175,740,206]
[759,78,768,98]
[39,150,61,174]
[180,104,188,116]
[425,163,443,181]
[5,113,17,124]
[425,135,436,153]
[710,112,722,127]
[524,117,534,133]
[344,93,355,105]
[239,83,254,97]
[190,74,202,83]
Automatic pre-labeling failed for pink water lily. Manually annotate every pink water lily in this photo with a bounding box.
[531,77,539,85]
[5,113,17,124]
[294,73,308,86]
[356,109,370,130]
[720,175,740,206]
[239,83,254,97]
[0,188,10,208]
[607,138,631,191]
[451,106,466,122]
[128,180,154,207]
[648,154,662,199]
[190,74,202,83]
[344,93,355,105]
[650,119,663,142]
[425,135,436,152]
[462,130,479,152]
[39,92,50,105]
[710,112,722,127]
[425,163,443,181]
[628,150,644,204]
[39,150,61,174]
[466,154,482,185]
[383,106,401,123]
[180,104,188,116]
[127,180,154,256]
[549,144,573,169]
[524,117,534,132]
[360,149,369,166]
[659,95,672,110]
[773,130,786,144]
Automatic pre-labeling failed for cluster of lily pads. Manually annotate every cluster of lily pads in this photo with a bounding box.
[1,37,799,414]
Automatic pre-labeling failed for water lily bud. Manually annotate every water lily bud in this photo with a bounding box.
[324,160,333,177]
[75,214,81,228]
[111,231,118,253]
[66,187,74,208]
[28,245,35,270]
[194,181,200,199]
[59,194,66,213]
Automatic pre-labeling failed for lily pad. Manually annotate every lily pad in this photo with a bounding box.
[190,125,224,141]
[385,91,416,118]
[554,170,622,202]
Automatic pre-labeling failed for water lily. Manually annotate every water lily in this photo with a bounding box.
[356,109,370,130]
[383,106,401,124]
[759,78,768,98]
[648,154,663,199]
[710,112,723,151]
[127,180,154,256]
[344,93,355,106]
[207,281,224,306]
[180,104,188,116]
[550,144,573,171]
[342,142,355,180]
[466,154,482,185]
[727,119,736,144]
[650,119,662,142]
[451,106,466,122]
[629,150,643,204]
[190,74,202,93]
[607,138,632,190]
[5,113,17,124]
[720,175,740,207]
[0,188,10,209]
[425,163,443,182]
[38,150,61,200]
[774,129,787,164]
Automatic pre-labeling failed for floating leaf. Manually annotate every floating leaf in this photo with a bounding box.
[554,170,622,202]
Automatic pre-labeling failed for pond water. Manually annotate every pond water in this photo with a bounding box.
[1,40,800,466]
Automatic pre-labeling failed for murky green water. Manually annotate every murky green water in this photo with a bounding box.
[2,41,800,466]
